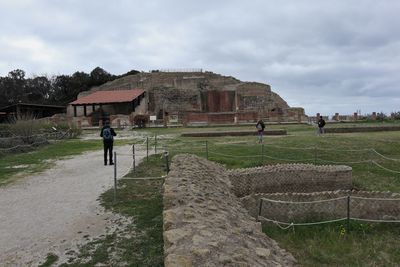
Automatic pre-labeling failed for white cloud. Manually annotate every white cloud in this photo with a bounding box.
[0,0,399,115]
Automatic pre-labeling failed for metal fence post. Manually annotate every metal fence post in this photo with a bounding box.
[205,140,208,160]
[146,136,149,162]
[346,195,350,233]
[257,198,263,222]
[113,152,117,203]
[132,144,136,173]
[155,133,157,154]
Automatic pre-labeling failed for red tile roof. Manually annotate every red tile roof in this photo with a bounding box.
[70,89,145,105]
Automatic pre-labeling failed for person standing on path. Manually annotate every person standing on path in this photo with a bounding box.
[100,120,117,165]
[318,115,326,135]
[256,119,266,143]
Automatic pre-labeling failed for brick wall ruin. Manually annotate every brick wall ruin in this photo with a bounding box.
[228,164,353,197]
[241,190,400,222]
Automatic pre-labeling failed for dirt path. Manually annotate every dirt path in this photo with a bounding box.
[0,144,146,266]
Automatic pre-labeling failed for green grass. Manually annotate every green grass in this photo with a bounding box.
[61,154,165,267]
[38,253,59,267]
[0,139,103,185]
[263,221,400,267]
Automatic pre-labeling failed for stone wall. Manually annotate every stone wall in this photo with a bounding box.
[228,164,352,197]
[241,190,400,222]
[90,71,307,124]
[163,154,297,266]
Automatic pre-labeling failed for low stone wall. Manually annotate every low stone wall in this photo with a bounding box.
[181,129,286,137]
[241,190,400,222]
[325,126,400,133]
[228,164,352,197]
[163,154,297,266]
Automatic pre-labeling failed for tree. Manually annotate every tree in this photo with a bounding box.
[25,75,51,104]
[89,67,115,86]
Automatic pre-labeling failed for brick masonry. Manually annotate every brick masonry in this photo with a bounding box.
[241,190,400,222]
[228,164,353,198]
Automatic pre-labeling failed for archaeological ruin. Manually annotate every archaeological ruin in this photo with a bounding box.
[67,70,307,127]
[164,153,400,266]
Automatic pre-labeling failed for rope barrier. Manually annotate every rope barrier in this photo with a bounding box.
[371,161,400,174]
[261,196,348,204]
[350,217,400,223]
[317,159,371,164]
[371,149,400,162]
[258,216,348,226]
[351,195,400,201]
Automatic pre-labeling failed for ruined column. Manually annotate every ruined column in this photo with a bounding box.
[353,112,358,121]
[372,112,377,120]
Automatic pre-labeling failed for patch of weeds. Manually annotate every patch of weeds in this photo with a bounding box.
[38,253,59,267]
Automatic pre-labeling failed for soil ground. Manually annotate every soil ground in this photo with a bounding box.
[0,143,146,266]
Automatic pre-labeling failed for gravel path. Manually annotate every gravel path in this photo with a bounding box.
[0,144,146,266]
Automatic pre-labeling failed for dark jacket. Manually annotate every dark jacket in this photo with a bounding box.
[256,120,265,132]
[318,119,326,128]
[100,126,117,142]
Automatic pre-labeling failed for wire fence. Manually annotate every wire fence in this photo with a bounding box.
[257,193,400,230]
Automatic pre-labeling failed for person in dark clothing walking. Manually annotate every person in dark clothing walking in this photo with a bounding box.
[100,121,117,165]
[318,116,326,134]
[256,119,266,143]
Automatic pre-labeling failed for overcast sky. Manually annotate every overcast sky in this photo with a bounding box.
[0,0,399,116]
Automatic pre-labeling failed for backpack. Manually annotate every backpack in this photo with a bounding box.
[102,127,112,141]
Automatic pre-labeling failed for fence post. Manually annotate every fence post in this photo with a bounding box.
[257,198,263,222]
[146,136,149,162]
[132,144,136,173]
[205,140,208,160]
[346,195,350,233]
[163,151,170,173]
[113,151,117,203]
[155,133,157,154]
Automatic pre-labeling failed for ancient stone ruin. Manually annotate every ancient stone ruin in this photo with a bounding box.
[163,154,297,267]
[164,153,400,266]
[68,71,307,127]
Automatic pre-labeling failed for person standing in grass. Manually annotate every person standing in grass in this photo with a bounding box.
[100,120,117,165]
[318,115,326,134]
[256,119,265,143]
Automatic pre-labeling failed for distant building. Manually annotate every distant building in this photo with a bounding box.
[0,103,66,122]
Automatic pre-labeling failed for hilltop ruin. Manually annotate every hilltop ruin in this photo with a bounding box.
[68,70,307,127]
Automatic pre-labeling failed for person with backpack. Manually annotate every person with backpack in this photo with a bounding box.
[100,120,117,165]
[318,115,326,134]
[256,119,266,143]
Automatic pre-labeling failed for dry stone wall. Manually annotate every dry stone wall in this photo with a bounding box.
[163,154,297,267]
[241,190,400,222]
[228,164,353,197]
